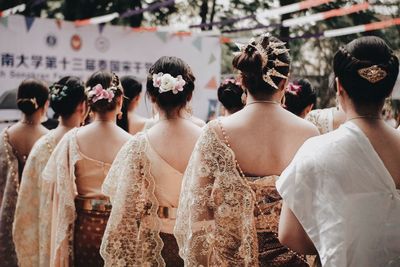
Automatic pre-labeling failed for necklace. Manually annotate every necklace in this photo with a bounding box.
[92,119,115,123]
[20,119,37,125]
[246,100,281,106]
[347,115,382,122]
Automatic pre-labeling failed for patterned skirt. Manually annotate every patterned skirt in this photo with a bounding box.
[258,231,309,267]
[160,232,184,267]
[73,208,110,267]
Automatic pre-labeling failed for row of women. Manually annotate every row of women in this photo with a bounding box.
[0,34,399,267]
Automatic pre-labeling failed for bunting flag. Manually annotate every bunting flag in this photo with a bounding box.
[98,23,106,34]
[0,4,26,18]
[283,2,370,27]
[0,17,8,28]
[323,17,400,38]
[208,53,216,64]
[206,76,218,89]
[192,37,202,52]
[155,31,168,42]
[257,0,335,24]
[75,12,119,26]
[25,16,35,32]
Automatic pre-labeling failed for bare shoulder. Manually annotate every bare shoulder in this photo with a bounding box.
[283,110,320,141]
[190,116,206,128]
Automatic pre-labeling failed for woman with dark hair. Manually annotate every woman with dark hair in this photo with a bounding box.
[218,78,246,115]
[41,71,130,266]
[284,79,316,118]
[13,76,87,267]
[174,34,317,266]
[117,75,149,134]
[0,79,49,266]
[278,36,400,267]
[100,56,201,266]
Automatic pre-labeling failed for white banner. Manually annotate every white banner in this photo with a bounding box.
[0,15,221,120]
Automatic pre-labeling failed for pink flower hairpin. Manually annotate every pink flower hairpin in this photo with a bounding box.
[223,78,241,86]
[88,84,115,103]
[286,83,302,95]
[153,72,186,94]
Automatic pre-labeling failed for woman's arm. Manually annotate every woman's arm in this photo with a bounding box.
[278,202,317,255]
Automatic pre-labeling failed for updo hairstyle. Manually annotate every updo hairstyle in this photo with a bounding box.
[17,79,49,115]
[50,76,86,117]
[232,34,291,98]
[333,36,399,105]
[86,71,123,113]
[217,79,246,114]
[117,76,143,131]
[146,56,195,116]
[284,79,316,116]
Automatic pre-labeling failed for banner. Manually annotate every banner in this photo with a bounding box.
[0,15,221,120]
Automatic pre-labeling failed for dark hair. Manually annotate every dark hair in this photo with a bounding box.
[333,36,399,105]
[218,79,246,114]
[117,76,143,131]
[284,79,316,116]
[232,34,291,98]
[50,76,86,117]
[17,79,49,115]
[86,71,123,113]
[146,56,195,116]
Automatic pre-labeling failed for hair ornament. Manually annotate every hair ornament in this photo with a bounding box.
[262,68,288,90]
[17,98,38,109]
[272,47,290,55]
[223,78,241,86]
[241,92,247,105]
[273,58,289,67]
[286,82,302,95]
[50,84,69,101]
[262,73,279,90]
[357,65,387,83]
[87,84,116,103]
[152,72,186,94]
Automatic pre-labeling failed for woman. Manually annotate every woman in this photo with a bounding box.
[277,36,400,267]
[117,75,149,134]
[217,78,246,115]
[0,79,49,266]
[100,56,202,266]
[41,71,130,266]
[174,34,318,266]
[284,79,316,118]
[13,76,87,267]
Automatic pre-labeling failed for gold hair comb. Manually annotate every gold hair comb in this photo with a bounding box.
[357,65,387,83]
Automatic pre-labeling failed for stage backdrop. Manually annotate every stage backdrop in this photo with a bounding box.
[0,15,221,120]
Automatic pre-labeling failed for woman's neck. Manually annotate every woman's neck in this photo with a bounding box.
[59,113,82,129]
[246,92,283,104]
[93,112,117,123]
[21,111,42,125]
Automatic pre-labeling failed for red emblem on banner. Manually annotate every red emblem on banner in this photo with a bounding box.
[70,34,82,51]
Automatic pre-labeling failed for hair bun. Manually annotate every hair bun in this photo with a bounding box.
[17,98,38,115]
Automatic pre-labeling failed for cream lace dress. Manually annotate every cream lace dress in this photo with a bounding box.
[13,130,57,267]
[174,121,308,267]
[305,107,335,134]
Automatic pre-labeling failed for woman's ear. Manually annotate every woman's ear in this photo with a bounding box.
[187,92,193,102]
[336,77,344,95]
[278,78,288,92]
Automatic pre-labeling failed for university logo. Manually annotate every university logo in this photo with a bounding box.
[95,36,110,53]
[71,34,82,51]
[45,34,57,48]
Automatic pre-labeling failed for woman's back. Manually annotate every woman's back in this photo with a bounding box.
[219,105,318,176]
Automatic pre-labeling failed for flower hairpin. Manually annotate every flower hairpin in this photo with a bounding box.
[286,83,302,95]
[88,84,115,103]
[222,78,241,87]
[152,72,186,94]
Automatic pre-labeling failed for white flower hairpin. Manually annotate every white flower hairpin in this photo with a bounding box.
[152,72,186,94]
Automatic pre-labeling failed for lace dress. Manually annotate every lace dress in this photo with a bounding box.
[305,108,335,134]
[100,132,185,266]
[174,121,308,267]
[13,130,57,267]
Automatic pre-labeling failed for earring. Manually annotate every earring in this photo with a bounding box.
[117,111,123,120]
[185,105,193,115]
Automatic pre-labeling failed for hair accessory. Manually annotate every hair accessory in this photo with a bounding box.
[241,92,247,105]
[17,98,38,109]
[357,65,387,83]
[87,84,115,103]
[273,59,289,67]
[222,78,241,87]
[50,84,69,101]
[152,72,186,94]
[269,41,287,49]
[286,82,302,95]
[262,74,279,90]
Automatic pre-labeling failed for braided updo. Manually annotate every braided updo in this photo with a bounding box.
[232,34,291,97]
[333,36,399,104]
[50,76,86,117]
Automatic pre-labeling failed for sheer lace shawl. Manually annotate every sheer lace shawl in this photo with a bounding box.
[305,108,334,134]
[0,129,19,266]
[174,121,261,267]
[13,130,56,267]
[41,128,82,267]
[100,133,164,267]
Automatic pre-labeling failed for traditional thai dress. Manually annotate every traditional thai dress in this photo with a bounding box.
[305,107,335,134]
[0,128,20,266]
[100,132,184,267]
[13,130,57,267]
[277,122,400,267]
[174,121,308,267]
[41,128,112,266]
